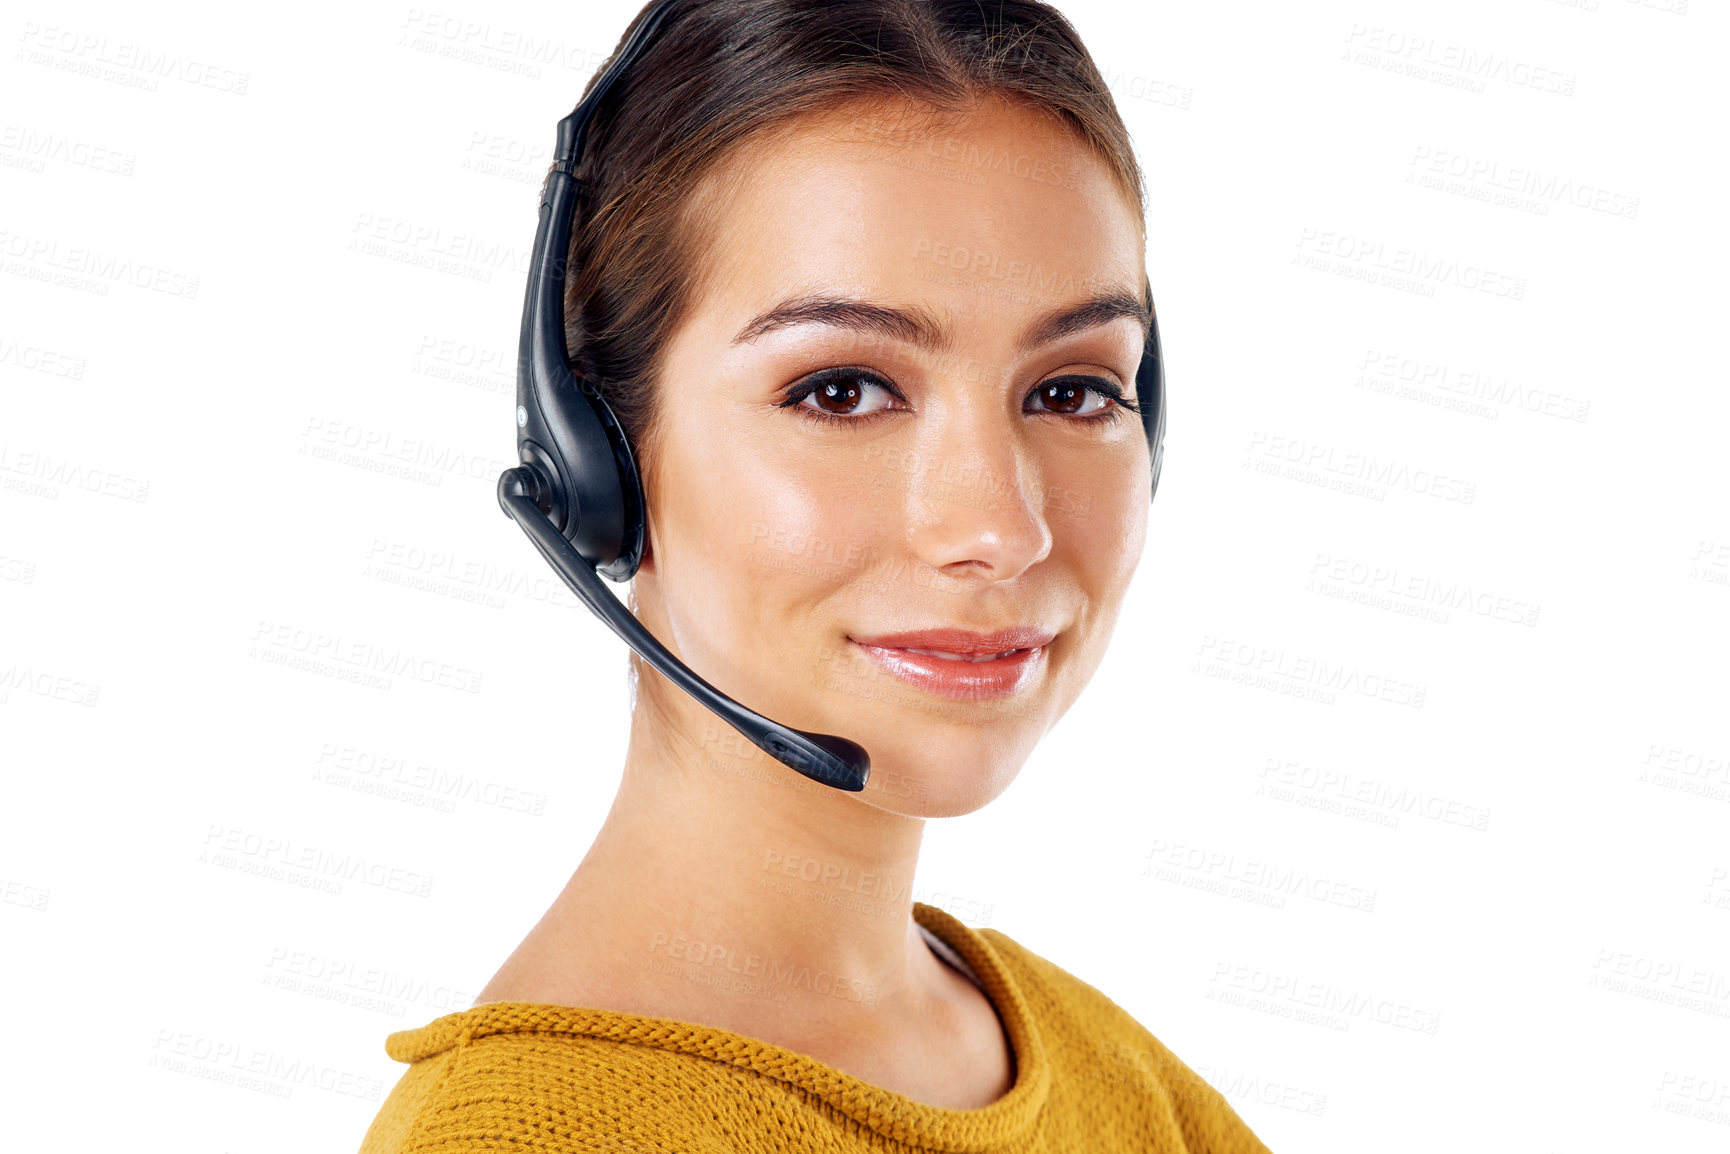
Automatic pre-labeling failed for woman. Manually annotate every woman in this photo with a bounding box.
[360,1,1271,1150]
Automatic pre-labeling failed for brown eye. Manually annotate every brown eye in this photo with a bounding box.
[1038,380,1087,414]
[779,368,904,423]
[811,374,869,414]
[1030,375,1115,418]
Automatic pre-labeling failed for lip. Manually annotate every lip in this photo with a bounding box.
[847,626,1056,702]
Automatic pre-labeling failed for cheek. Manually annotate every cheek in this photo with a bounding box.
[653,410,883,638]
[733,462,887,604]
[1049,447,1150,593]
[1043,479,1146,710]
[1105,488,1149,586]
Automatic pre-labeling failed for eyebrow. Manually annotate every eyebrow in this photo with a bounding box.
[730,288,1150,356]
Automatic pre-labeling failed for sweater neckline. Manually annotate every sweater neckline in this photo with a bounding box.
[386,901,1049,1150]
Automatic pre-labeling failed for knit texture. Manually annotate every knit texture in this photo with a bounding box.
[358,902,1271,1152]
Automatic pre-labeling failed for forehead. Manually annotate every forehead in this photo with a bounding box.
[688,96,1145,327]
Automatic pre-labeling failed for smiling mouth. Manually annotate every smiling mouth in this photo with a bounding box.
[898,647,1024,663]
[846,640,1049,702]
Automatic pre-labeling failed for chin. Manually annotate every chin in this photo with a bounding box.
[852,728,1035,818]
[788,651,1066,816]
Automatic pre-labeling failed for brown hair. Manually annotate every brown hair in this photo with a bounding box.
[564,0,1146,485]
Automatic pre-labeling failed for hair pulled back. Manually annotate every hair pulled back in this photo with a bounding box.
[564,0,1146,479]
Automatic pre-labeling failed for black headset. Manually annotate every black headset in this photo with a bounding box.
[497,0,1165,795]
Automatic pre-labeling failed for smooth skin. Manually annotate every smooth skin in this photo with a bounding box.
[479,93,1151,1111]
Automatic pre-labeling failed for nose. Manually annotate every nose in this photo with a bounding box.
[901,397,1053,583]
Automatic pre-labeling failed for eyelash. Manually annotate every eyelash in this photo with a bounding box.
[776,367,1140,430]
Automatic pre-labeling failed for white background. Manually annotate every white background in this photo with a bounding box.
[2,0,1726,1150]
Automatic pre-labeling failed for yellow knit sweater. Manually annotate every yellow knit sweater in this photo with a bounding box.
[358,902,1271,1152]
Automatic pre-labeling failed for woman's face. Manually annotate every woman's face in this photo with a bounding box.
[635,94,1151,816]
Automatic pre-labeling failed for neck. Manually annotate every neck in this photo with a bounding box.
[485,672,956,1032]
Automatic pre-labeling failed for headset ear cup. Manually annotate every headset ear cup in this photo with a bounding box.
[587,383,647,582]
[519,367,635,579]
[536,374,648,583]
[1136,308,1166,502]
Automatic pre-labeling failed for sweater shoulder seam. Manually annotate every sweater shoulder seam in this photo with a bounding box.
[397,1035,468,1154]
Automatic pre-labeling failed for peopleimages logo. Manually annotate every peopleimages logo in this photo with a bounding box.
[911,236,1105,298]
[647,931,882,1007]
[397,9,610,78]
[0,124,136,176]
[1408,146,1639,220]
[1142,837,1379,913]
[1243,431,1477,505]
[1357,347,1591,425]
[1342,24,1576,96]
[0,663,101,707]
[149,1028,385,1102]
[1,229,199,298]
[1307,552,1540,628]
[1293,227,1525,300]
[0,334,87,379]
[15,23,251,95]
[200,825,435,898]
[0,443,149,503]
[1194,634,1428,709]
[1208,961,1443,1035]
[848,114,1086,187]
[249,619,484,695]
